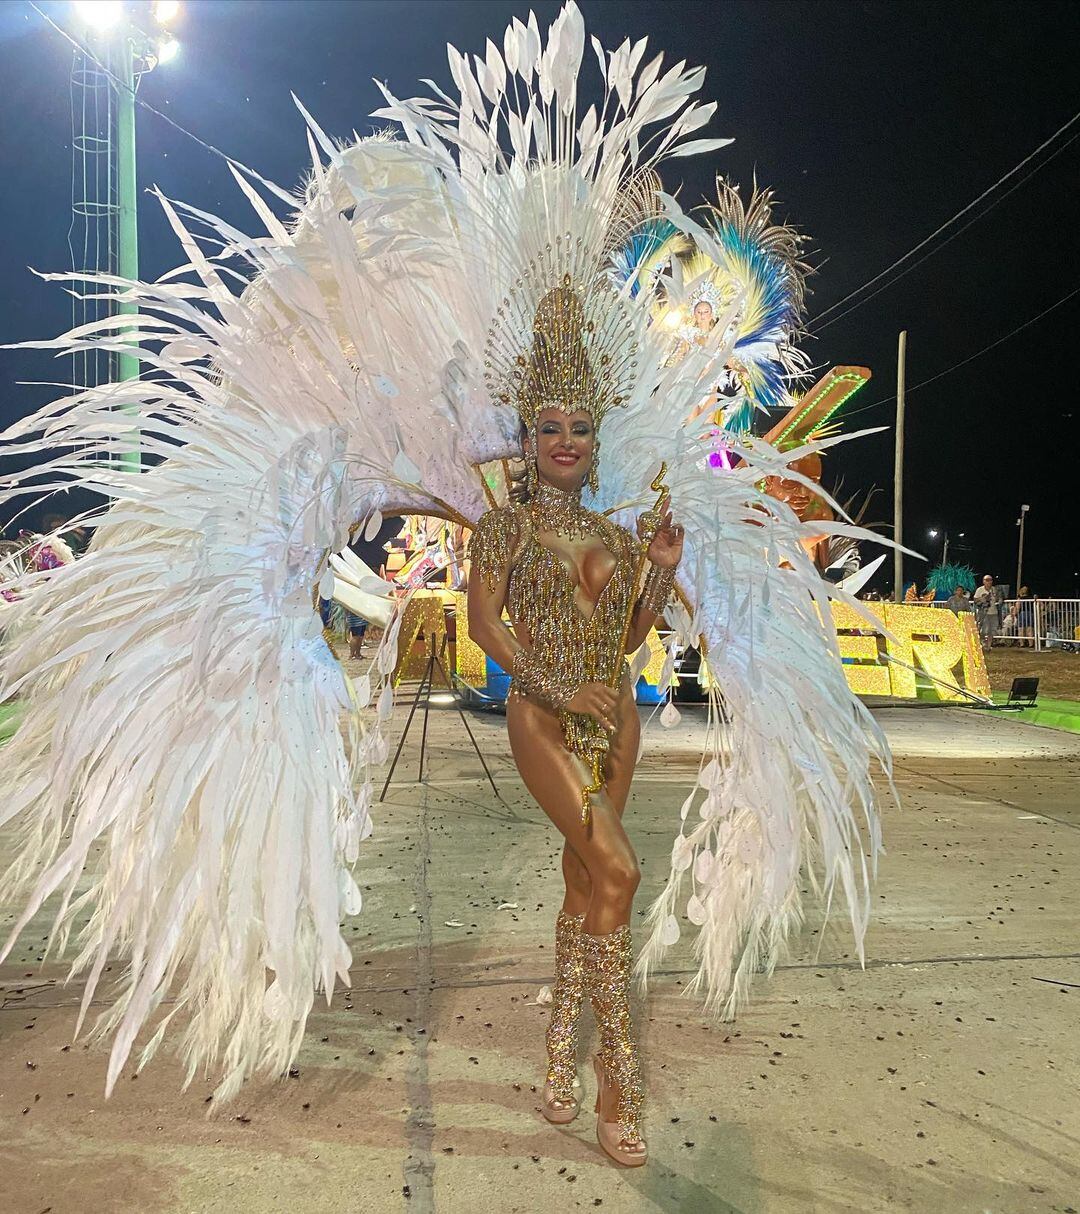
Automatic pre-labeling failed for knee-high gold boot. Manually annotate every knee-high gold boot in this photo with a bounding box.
[541,910,586,1123]
[582,924,647,1166]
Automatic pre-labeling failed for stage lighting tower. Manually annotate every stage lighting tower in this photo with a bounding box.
[67,1,182,467]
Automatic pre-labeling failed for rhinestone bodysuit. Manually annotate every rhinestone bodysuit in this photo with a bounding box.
[468,484,637,766]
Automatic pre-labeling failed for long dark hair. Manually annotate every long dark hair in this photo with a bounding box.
[508,419,531,505]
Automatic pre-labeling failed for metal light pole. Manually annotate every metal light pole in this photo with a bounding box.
[893,330,902,599]
[893,330,907,601]
[116,31,140,469]
[1016,504,1029,593]
[70,1,182,470]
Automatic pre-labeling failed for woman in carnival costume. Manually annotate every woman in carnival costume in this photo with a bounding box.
[467,284,684,1164]
[0,2,888,1170]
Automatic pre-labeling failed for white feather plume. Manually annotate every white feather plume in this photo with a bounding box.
[0,1,887,1099]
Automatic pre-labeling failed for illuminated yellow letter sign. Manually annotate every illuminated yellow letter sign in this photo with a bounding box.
[832,602,989,700]
[453,593,989,703]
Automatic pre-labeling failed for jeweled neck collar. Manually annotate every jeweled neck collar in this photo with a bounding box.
[534,481,582,510]
[531,479,590,540]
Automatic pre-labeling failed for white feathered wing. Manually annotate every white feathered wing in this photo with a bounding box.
[0,134,517,1099]
[0,1,888,1101]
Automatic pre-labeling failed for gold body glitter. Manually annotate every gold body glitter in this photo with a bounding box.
[467,481,638,769]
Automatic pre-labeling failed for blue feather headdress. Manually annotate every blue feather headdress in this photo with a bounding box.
[608,176,812,429]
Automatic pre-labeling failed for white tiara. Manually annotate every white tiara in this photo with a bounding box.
[687,277,724,312]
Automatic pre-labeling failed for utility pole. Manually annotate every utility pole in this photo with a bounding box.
[893,330,907,601]
[942,532,949,567]
[1016,504,1029,593]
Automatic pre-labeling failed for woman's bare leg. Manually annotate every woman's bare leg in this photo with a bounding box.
[560,847,591,917]
[511,688,646,1151]
[558,681,640,914]
[507,696,640,935]
[604,680,642,818]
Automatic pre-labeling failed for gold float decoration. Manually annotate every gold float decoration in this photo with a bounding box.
[392,593,450,686]
[830,602,990,700]
[453,597,990,702]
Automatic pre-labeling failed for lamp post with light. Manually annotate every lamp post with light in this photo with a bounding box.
[70,0,181,467]
[927,528,965,568]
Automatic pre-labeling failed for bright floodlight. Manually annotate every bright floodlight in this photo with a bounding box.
[928,529,939,538]
[153,0,180,23]
[157,37,180,64]
[74,0,124,29]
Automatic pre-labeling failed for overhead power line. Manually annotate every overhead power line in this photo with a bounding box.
[808,109,1080,334]
[839,284,1080,422]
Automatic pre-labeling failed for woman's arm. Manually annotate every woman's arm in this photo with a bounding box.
[624,498,683,654]
[466,549,526,677]
[624,564,678,654]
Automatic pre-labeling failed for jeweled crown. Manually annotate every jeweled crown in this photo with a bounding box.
[483,240,639,437]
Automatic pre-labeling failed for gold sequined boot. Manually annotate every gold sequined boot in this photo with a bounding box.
[582,924,647,1166]
[541,910,586,1123]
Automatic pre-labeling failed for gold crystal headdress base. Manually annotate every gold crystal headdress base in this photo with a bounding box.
[483,239,639,438]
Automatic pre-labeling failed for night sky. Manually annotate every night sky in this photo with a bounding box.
[1,0,1077,593]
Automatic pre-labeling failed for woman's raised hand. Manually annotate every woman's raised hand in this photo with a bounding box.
[566,681,619,732]
[640,495,684,569]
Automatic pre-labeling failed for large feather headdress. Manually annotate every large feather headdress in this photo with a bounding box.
[0,1,889,1104]
[484,272,636,435]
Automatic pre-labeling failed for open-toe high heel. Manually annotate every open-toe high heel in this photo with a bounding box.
[582,926,648,1167]
[593,1053,648,1166]
[541,1081,580,1124]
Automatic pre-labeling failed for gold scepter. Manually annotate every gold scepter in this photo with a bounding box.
[580,462,670,825]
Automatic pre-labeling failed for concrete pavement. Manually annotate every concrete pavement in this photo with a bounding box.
[1,700,1077,1214]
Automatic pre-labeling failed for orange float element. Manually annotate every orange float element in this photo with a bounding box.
[904,582,935,604]
[760,367,871,568]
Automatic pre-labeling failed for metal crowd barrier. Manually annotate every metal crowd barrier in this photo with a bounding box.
[994,598,1080,652]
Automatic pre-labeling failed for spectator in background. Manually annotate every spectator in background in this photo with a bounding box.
[344,610,368,659]
[973,574,1002,651]
[1000,605,1018,643]
[41,512,89,557]
[1015,586,1035,648]
[946,585,972,615]
[318,596,368,661]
